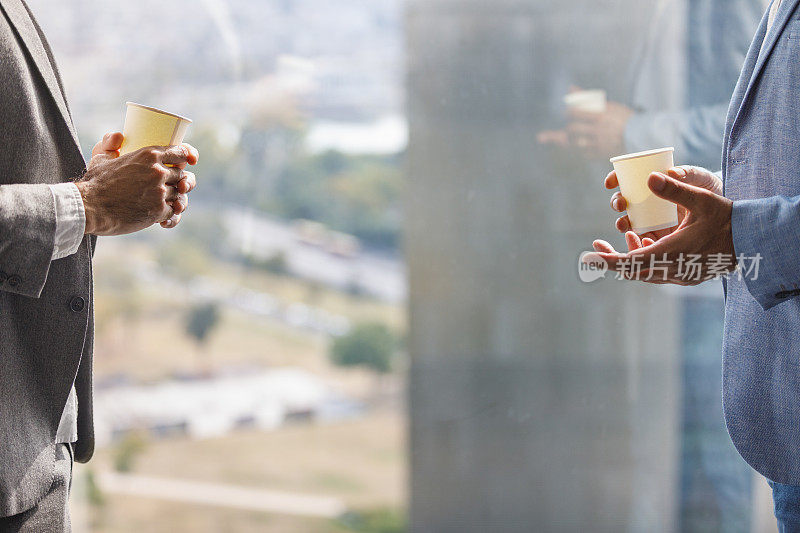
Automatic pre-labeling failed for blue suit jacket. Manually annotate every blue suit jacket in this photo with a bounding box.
[723,0,800,484]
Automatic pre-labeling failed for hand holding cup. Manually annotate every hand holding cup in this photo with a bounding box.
[78,137,199,235]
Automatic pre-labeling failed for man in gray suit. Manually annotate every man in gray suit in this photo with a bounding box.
[0,0,199,530]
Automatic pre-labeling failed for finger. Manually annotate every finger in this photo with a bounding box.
[176,171,196,194]
[91,141,103,158]
[625,231,642,251]
[627,228,693,265]
[158,198,175,223]
[590,251,628,272]
[102,132,124,151]
[648,172,706,211]
[642,238,655,247]
[615,215,631,233]
[160,145,191,167]
[604,171,619,190]
[667,166,690,180]
[164,184,179,202]
[181,143,199,165]
[170,194,189,215]
[161,213,182,229]
[611,192,627,212]
[592,240,617,253]
[162,165,184,185]
[92,132,123,158]
[668,165,711,190]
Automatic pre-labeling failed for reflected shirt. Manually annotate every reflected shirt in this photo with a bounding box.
[623,0,764,170]
[769,0,783,29]
[764,0,784,51]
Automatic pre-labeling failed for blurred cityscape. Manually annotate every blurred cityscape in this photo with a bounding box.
[24,0,777,531]
[30,0,408,531]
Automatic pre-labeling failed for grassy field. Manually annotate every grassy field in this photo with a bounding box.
[72,411,406,533]
[77,238,407,532]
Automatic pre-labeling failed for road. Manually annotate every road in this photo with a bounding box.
[98,471,348,518]
[228,209,406,303]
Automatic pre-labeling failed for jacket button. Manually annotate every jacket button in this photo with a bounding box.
[7,275,20,287]
[70,296,85,312]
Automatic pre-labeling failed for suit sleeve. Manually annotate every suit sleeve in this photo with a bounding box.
[731,196,800,310]
[0,183,57,298]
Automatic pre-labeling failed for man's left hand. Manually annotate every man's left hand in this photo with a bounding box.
[588,172,736,285]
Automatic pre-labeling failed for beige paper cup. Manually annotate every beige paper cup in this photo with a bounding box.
[119,102,192,156]
[610,147,679,234]
[564,90,607,113]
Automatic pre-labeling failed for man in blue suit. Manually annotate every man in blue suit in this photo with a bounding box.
[589,1,800,529]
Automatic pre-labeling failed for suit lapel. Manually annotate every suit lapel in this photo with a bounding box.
[736,0,799,120]
[726,7,769,133]
[0,0,81,152]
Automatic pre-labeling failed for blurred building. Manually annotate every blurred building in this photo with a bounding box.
[405,0,752,531]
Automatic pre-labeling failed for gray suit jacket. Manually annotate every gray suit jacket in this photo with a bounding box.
[0,0,95,517]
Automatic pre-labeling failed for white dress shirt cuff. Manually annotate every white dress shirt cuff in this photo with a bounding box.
[49,182,86,260]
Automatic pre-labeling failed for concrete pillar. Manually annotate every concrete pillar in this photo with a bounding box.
[406,1,680,531]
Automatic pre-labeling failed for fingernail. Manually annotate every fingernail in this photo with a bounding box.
[650,173,666,192]
[672,167,686,178]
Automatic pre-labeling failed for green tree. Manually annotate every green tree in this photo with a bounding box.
[330,322,396,374]
[245,251,289,275]
[274,151,403,249]
[185,302,221,347]
[336,508,406,533]
[113,431,148,473]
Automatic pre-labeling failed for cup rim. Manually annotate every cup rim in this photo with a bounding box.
[610,146,673,164]
[564,89,606,104]
[126,102,193,123]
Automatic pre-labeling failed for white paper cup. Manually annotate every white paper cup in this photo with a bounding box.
[119,102,192,156]
[564,90,607,114]
[610,147,679,234]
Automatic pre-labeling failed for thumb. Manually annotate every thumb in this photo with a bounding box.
[91,132,124,158]
[648,172,705,211]
[102,132,124,152]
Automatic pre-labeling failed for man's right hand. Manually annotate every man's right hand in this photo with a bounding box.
[77,138,198,236]
[604,165,722,244]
